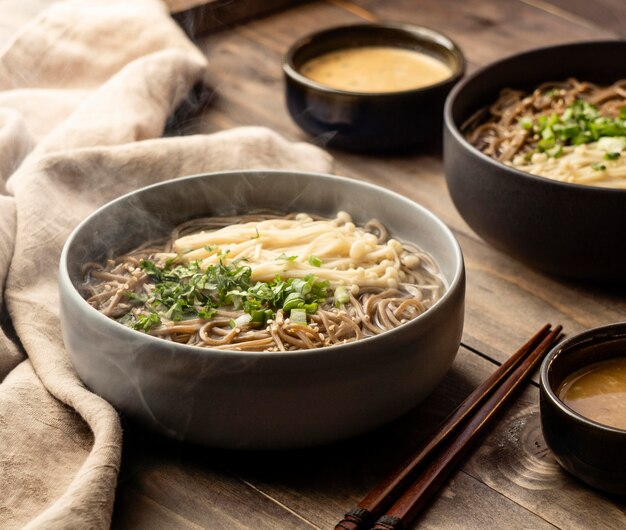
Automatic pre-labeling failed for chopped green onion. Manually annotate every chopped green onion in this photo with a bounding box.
[597,136,625,153]
[230,313,252,328]
[303,302,318,314]
[308,255,322,267]
[591,162,606,171]
[525,100,626,156]
[605,152,621,161]
[130,259,329,332]
[290,308,307,324]
[547,145,563,158]
[283,292,305,312]
[334,285,350,307]
[291,278,312,295]
[250,309,267,323]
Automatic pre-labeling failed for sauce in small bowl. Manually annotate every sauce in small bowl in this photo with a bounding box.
[300,46,453,93]
[283,23,465,152]
[558,357,626,431]
[540,323,626,494]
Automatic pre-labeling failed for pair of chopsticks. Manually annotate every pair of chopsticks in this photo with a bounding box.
[335,323,562,530]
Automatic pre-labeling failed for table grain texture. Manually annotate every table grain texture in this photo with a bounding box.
[2,0,626,528]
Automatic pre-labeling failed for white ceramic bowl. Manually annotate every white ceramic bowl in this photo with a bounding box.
[59,170,465,449]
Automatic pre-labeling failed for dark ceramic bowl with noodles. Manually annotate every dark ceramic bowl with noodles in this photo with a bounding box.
[444,40,626,283]
[59,170,465,449]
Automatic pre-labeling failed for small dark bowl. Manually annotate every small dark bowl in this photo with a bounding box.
[444,40,626,283]
[283,23,465,152]
[540,323,626,495]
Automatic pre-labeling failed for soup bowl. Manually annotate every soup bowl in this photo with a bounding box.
[59,170,465,449]
[540,323,626,495]
[444,40,626,283]
[284,23,465,152]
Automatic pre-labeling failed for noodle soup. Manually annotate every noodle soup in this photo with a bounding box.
[464,78,626,188]
[81,212,445,352]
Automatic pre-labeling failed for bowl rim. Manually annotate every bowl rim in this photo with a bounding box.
[282,21,466,98]
[540,321,626,435]
[60,169,465,361]
[444,39,626,195]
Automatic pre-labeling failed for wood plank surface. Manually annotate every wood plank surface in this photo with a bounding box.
[2,0,626,529]
[529,0,626,37]
[134,1,626,527]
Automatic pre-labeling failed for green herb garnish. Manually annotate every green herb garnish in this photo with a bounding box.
[523,100,626,158]
[333,285,350,307]
[290,308,307,324]
[308,255,322,267]
[132,311,161,331]
[124,260,329,331]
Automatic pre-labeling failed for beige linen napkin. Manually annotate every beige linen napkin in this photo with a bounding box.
[0,1,332,528]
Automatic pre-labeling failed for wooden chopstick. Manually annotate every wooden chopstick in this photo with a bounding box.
[371,324,562,530]
[335,323,556,530]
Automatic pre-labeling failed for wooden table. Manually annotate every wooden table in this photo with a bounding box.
[3,1,626,528]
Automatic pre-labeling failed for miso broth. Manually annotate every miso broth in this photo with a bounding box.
[300,46,452,93]
[558,357,626,430]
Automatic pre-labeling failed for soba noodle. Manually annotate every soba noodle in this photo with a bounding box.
[464,78,626,188]
[81,212,445,352]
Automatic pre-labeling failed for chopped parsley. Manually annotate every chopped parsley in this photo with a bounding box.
[132,311,161,331]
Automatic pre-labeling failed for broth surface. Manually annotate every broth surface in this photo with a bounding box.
[558,357,626,430]
[300,46,452,93]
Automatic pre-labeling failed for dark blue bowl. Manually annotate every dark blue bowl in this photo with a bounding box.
[283,23,465,152]
[540,323,626,495]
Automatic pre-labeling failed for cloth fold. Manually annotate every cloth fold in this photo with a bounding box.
[0,1,332,527]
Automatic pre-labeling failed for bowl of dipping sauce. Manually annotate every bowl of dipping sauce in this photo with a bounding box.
[540,322,626,494]
[283,23,465,152]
